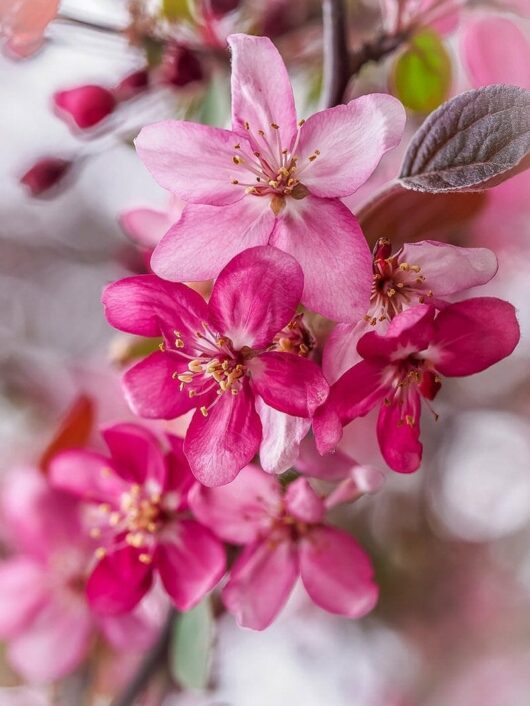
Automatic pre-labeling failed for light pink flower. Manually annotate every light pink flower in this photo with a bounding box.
[120,196,185,254]
[50,423,226,614]
[0,0,58,58]
[0,468,162,684]
[315,299,520,473]
[102,247,329,486]
[324,238,498,383]
[136,33,405,322]
[381,0,462,35]
[190,464,378,629]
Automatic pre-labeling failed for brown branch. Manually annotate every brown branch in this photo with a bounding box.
[349,31,408,80]
[321,0,349,108]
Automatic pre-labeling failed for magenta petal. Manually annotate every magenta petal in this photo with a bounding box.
[8,593,93,684]
[271,196,372,322]
[184,383,262,486]
[249,352,329,417]
[208,246,303,349]
[357,305,436,361]
[102,423,166,488]
[102,274,208,340]
[299,526,378,618]
[156,520,225,611]
[189,464,281,544]
[322,320,370,384]
[49,450,128,503]
[228,34,297,156]
[123,352,197,420]
[399,240,498,296]
[151,199,274,283]
[255,398,311,474]
[377,397,423,474]
[86,548,153,615]
[222,538,299,630]
[284,478,325,524]
[322,360,388,426]
[433,298,520,377]
[165,434,195,505]
[0,559,48,639]
[297,94,405,198]
[135,120,249,205]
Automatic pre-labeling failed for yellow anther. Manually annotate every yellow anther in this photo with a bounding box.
[387,288,396,297]
[109,512,120,527]
[90,528,102,538]
[200,406,209,417]
[177,373,193,384]
[298,119,305,126]
[139,553,152,564]
[95,547,106,559]
[405,415,415,427]
[188,359,203,373]
[130,484,141,496]
[245,186,258,194]
[268,179,279,188]
[232,155,242,165]
[159,342,165,351]
[175,338,185,349]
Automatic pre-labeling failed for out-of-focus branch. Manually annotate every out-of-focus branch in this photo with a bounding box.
[55,13,123,34]
[321,0,349,108]
[349,31,407,80]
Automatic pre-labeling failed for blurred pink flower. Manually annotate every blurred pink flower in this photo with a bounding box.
[120,196,185,255]
[324,238,498,383]
[136,33,405,322]
[190,464,378,629]
[315,300,520,472]
[19,156,72,197]
[0,469,162,684]
[102,247,329,486]
[53,85,117,130]
[50,423,226,614]
[0,0,58,58]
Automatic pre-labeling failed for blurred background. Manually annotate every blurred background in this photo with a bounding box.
[1,0,530,704]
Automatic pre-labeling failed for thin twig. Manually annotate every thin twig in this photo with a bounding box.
[349,31,408,80]
[55,13,124,35]
[321,0,350,108]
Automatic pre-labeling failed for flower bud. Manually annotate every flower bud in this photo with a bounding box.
[114,69,150,101]
[208,0,241,17]
[20,157,72,196]
[160,44,203,87]
[53,85,116,129]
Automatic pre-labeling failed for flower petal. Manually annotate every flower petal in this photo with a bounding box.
[295,434,360,481]
[228,34,297,156]
[270,196,372,322]
[49,450,128,504]
[189,464,281,544]
[299,526,378,618]
[322,320,370,384]
[135,120,249,205]
[255,397,311,474]
[184,383,262,486]
[297,94,405,198]
[222,538,299,630]
[119,207,174,250]
[207,246,303,349]
[377,396,423,473]
[357,305,436,361]
[102,423,166,488]
[156,520,225,611]
[86,547,153,615]
[0,559,48,639]
[151,199,274,283]
[249,351,329,417]
[284,478,325,524]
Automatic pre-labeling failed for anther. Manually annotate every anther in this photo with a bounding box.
[139,553,152,564]
[200,406,209,417]
[232,155,242,165]
[270,123,279,129]
[95,547,106,559]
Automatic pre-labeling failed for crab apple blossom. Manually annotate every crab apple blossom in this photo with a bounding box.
[0,468,163,684]
[314,299,520,473]
[136,33,405,322]
[102,247,329,486]
[50,423,225,614]
[324,238,498,383]
[53,84,117,130]
[190,464,378,630]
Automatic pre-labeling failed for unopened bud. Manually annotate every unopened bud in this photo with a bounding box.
[161,44,203,88]
[53,85,116,129]
[114,69,150,101]
[20,157,72,197]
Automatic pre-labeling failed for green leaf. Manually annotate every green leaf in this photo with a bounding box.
[169,599,215,690]
[198,71,231,126]
[162,0,193,21]
[392,29,452,114]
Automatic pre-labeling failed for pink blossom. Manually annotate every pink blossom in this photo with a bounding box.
[381,0,462,35]
[102,247,329,485]
[53,85,117,130]
[0,468,162,683]
[315,299,520,473]
[324,238,498,383]
[120,195,185,254]
[190,465,378,629]
[19,157,72,197]
[50,423,226,614]
[136,33,405,322]
[0,0,58,58]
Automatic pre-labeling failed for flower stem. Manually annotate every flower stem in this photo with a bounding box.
[321,0,349,108]
[349,31,408,80]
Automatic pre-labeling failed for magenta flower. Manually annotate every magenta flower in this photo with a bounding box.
[190,464,378,630]
[102,247,329,486]
[315,299,520,473]
[135,33,405,322]
[0,468,162,683]
[324,238,498,383]
[50,423,226,614]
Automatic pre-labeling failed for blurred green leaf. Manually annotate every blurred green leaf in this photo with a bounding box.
[198,71,231,126]
[162,0,193,21]
[170,598,215,690]
[393,29,452,114]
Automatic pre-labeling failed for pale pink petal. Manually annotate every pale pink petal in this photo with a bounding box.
[208,246,303,349]
[49,450,128,503]
[184,383,262,486]
[460,16,530,90]
[228,34,297,157]
[102,274,208,340]
[271,196,372,322]
[8,594,93,683]
[377,396,423,473]
[102,423,166,488]
[255,398,311,474]
[222,538,299,630]
[150,198,274,282]
[400,240,498,296]
[87,548,153,615]
[249,352,329,417]
[135,121,249,205]
[0,559,48,638]
[324,466,386,509]
[189,464,281,544]
[299,526,378,618]
[322,320,371,384]
[433,298,520,376]
[284,478,325,524]
[297,95,405,198]
[1,0,59,59]
[295,434,359,481]
[98,590,166,651]
[119,208,174,250]
[156,520,225,611]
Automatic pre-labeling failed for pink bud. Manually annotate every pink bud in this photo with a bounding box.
[208,0,241,17]
[20,157,71,196]
[114,69,150,102]
[160,44,203,88]
[53,85,116,129]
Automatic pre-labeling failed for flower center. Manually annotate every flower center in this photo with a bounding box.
[383,356,441,427]
[271,314,315,357]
